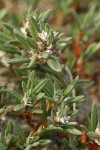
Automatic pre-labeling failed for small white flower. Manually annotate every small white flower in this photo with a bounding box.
[55,111,71,124]
[64,97,71,102]
[20,20,29,36]
[59,118,65,124]
[60,116,71,124]
[94,128,100,146]
[95,128,100,136]
[21,27,27,36]
[29,50,34,56]
[95,139,100,146]
[38,30,48,41]
[55,116,60,123]
[37,42,44,50]
[53,31,58,37]
[47,44,53,50]
[25,20,29,28]
[46,49,52,54]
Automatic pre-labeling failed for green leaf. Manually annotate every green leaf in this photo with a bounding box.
[39,139,51,146]
[47,57,62,72]
[67,122,78,126]
[80,125,88,133]
[64,76,79,97]
[91,102,98,131]
[7,39,21,46]
[25,142,40,150]
[14,122,26,143]
[40,99,47,122]
[27,37,37,49]
[41,9,52,21]
[66,128,82,135]
[13,104,25,111]
[36,93,45,100]
[7,58,30,64]
[37,126,63,137]
[28,55,37,68]
[87,131,98,140]
[27,71,35,89]
[28,108,43,114]
[25,145,32,150]
[69,138,76,150]
[0,89,22,103]
[69,96,84,103]
[32,79,48,94]
[22,82,27,93]
[42,52,50,59]
[3,23,15,32]
[5,121,13,134]
[0,45,21,54]
[14,29,30,50]
[0,133,6,150]
[84,43,100,59]
[29,17,40,40]
[31,142,40,147]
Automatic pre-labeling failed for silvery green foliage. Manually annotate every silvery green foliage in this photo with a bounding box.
[0,9,99,150]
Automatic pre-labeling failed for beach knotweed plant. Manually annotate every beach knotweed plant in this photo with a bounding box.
[0,10,100,150]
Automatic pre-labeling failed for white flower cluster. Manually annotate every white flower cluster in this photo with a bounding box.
[55,111,71,124]
[38,30,58,41]
[36,42,53,59]
[38,30,48,41]
[53,31,58,37]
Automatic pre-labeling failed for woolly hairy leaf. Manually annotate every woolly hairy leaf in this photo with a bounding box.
[32,79,48,94]
[14,29,30,49]
[47,57,62,72]
[64,76,79,97]
[91,103,98,131]
[14,122,26,143]
[0,89,22,103]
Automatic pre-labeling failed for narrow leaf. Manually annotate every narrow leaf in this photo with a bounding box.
[14,104,25,111]
[28,55,37,68]
[37,126,63,137]
[64,76,79,97]
[66,128,82,135]
[0,45,21,54]
[14,122,26,143]
[28,108,43,114]
[7,58,30,64]
[14,29,30,50]
[47,57,62,72]
[32,79,48,94]
[0,89,22,103]
[91,102,98,131]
